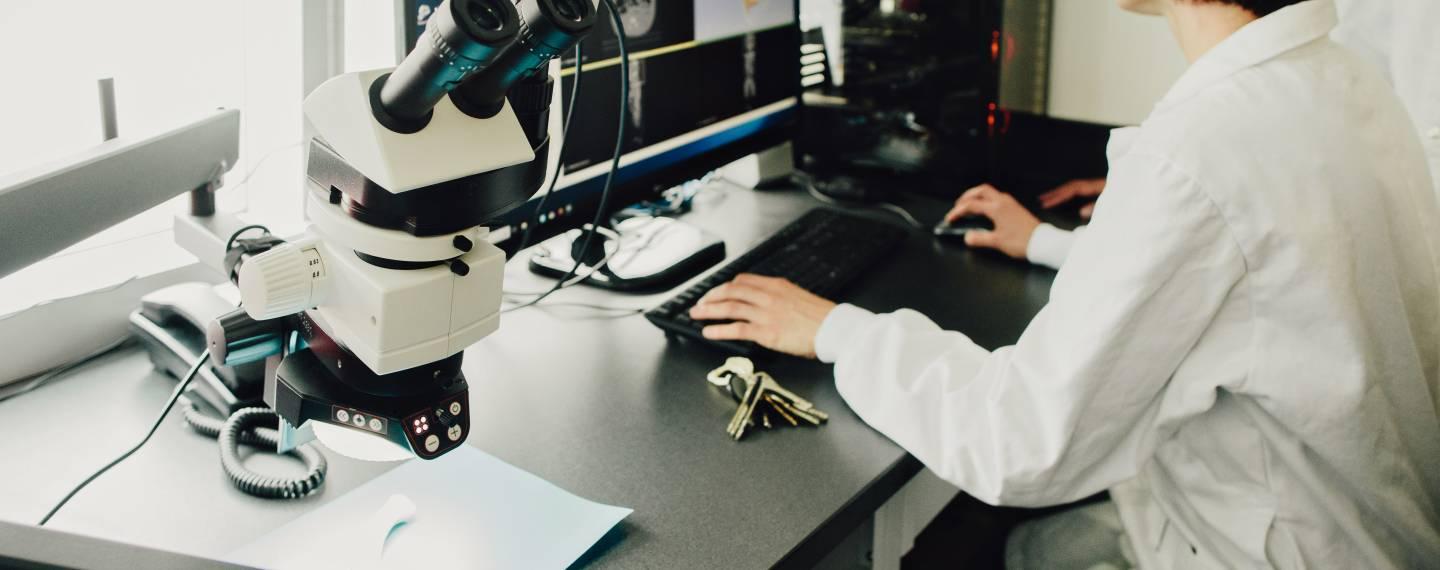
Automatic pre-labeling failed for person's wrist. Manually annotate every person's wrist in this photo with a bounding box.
[1004,216,1041,259]
[811,300,837,326]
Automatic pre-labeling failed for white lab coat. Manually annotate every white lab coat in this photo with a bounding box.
[1028,0,1440,273]
[1333,0,1440,188]
[816,2,1440,568]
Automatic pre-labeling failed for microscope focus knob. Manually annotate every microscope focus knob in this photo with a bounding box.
[238,242,328,320]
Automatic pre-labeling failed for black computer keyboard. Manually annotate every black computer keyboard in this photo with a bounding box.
[646,208,909,354]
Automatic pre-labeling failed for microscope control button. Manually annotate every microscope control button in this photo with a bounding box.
[447,425,463,442]
[368,418,384,432]
[449,402,462,415]
[336,409,350,423]
[424,434,440,453]
[352,414,367,427]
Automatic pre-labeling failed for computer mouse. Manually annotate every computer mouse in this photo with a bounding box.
[933,215,993,238]
[570,227,614,266]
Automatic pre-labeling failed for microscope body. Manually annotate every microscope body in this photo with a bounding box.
[230,69,529,459]
[281,67,530,376]
[208,0,597,460]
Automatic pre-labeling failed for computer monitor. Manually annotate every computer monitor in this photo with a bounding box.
[403,0,801,248]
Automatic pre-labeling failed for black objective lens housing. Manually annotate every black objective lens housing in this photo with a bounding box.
[372,0,521,133]
[451,0,595,120]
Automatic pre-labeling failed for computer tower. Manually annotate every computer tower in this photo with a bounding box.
[797,0,1055,200]
[796,0,1001,196]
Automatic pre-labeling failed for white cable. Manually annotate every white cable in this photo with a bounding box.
[874,202,925,229]
[502,226,622,311]
[805,184,925,229]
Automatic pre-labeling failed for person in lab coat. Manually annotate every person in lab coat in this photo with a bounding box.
[690,0,1440,567]
[1331,0,1440,194]
[956,0,1440,273]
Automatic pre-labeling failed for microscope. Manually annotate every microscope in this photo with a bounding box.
[204,0,596,460]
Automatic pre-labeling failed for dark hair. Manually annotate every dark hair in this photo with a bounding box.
[1199,0,1310,17]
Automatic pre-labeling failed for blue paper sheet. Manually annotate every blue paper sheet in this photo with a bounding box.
[227,445,630,569]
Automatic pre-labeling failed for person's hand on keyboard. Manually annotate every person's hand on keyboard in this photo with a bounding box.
[945,184,1042,260]
[689,274,837,358]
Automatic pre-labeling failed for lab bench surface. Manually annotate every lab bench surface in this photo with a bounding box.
[0,185,1055,568]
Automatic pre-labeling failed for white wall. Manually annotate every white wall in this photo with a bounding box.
[344,0,403,72]
[1048,0,1188,126]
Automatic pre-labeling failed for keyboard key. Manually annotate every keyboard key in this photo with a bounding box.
[646,208,907,355]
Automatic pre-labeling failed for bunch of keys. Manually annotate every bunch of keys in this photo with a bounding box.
[707,357,829,441]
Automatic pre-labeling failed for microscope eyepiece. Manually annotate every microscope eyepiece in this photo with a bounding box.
[551,0,586,23]
[542,0,597,32]
[450,0,597,120]
[463,0,507,32]
[371,0,520,133]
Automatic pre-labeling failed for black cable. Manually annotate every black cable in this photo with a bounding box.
[223,408,327,499]
[225,224,273,252]
[508,0,629,313]
[517,43,585,253]
[181,402,327,500]
[39,349,211,526]
[182,402,269,446]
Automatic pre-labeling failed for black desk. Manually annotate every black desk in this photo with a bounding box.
[0,186,1055,568]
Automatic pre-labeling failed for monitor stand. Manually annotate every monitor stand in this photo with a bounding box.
[527,216,726,293]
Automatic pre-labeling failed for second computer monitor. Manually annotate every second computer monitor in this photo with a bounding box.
[518,0,800,241]
[403,0,800,243]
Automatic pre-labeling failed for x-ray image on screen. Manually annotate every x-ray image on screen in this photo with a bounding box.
[743,33,758,102]
[695,0,797,43]
[628,58,646,143]
[556,0,797,174]
[616,0,657,37]
[576,0,694,61]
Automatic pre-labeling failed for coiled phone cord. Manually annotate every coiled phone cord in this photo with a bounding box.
[182,403,327,500]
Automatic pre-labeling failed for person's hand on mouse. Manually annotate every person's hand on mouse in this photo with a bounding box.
[688,274,836,359]
[945,184,1042,260]
[1037,178,1106,219]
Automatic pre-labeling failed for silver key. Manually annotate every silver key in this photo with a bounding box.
[707,357,755,388]
[755,373,828,425]
[764,394,801,427]
[713,360,829,439]
[766,394,823,426]
[713,357,762,437]
[756,372,828,421]
[730,385,768,440]
[726,373,764,438]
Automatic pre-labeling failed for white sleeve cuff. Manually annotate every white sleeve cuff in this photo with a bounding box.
[1026,223,1080,270]
[815,303,878,364]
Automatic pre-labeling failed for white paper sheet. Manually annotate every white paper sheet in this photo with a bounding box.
[227,445,631,569]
